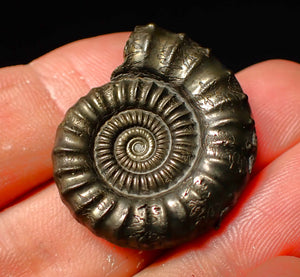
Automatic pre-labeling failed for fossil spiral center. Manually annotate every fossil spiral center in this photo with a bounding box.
[92,82,198,196]
[130,139,146,155]
[116,127,156,163]
[94,109,171,182]
[113,123,170,175]
[128,137,148,156]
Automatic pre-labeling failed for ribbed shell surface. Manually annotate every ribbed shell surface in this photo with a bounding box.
[53,24,257,250]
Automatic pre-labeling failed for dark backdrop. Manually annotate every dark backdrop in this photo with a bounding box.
[0,1,299,72]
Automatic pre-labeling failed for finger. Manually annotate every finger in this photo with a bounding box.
[0,32,129,208]
[0,183,160,276]
[236,59,300,173]
[135,143,300,276]
[246,256,300,277]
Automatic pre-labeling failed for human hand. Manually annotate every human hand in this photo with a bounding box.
[0,32,299,276]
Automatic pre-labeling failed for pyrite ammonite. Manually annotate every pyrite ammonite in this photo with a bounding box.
[53,24,257,250]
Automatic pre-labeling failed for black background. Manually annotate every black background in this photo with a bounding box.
[0,1,299,72]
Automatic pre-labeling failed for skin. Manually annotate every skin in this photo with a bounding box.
[0,32,299,277]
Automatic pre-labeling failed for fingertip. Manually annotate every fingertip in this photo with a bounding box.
[235,59,300,172]
[246,256,300,277]
[29,32,131,113]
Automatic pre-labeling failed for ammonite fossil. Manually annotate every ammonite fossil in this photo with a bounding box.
[53,24,257,250]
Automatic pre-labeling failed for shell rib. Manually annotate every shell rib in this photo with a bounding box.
[53,24,257,250]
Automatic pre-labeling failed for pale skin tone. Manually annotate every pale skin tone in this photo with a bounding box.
[0,32,299,277]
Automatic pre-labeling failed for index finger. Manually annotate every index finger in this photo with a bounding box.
[0,32,129,208]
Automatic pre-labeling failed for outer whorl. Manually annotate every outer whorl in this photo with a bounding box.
[53,24,257,250]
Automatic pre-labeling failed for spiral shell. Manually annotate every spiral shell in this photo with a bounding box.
[53,24,257,250]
